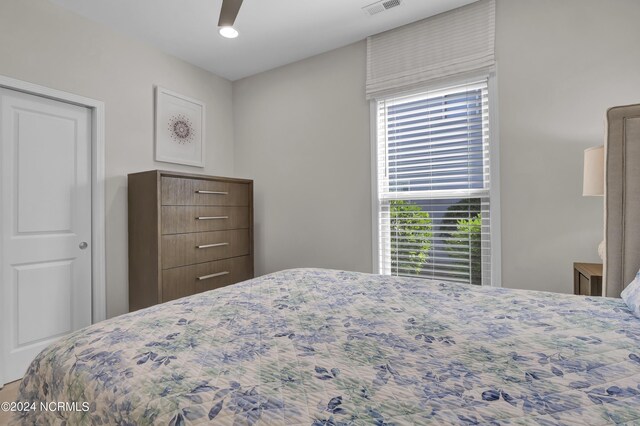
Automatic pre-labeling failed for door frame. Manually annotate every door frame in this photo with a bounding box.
[0,75,106,386]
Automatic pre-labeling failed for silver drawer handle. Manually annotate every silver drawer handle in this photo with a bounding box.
[196,242,229,249]
[195,190,228,195]
[197,271,229,281]
[196,216,229,220]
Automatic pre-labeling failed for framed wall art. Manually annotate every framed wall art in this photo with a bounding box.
[155,86,205,167]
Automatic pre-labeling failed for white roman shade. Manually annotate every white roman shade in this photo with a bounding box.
[366,0,496,99]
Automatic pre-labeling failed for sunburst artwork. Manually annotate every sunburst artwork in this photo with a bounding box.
[155,87,205,167]
[168,114,194,144]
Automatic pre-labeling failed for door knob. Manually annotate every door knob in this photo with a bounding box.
[79,242,88,250]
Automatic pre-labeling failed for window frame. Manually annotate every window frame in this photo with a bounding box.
[370,71,502,287]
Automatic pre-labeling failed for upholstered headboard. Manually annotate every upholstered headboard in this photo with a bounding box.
[605,104,640,297]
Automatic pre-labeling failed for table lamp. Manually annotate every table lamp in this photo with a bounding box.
[583,145,605,259]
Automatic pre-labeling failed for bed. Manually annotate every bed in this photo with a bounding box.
[12,104,640,425]
[11,268,640,425]
[605,104,640,297]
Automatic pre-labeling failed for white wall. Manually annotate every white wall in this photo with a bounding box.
[233,42,372,275]
[233,0,640,293]
[0,0,235,318]
[496,0,640,292]
[3,0,638,313]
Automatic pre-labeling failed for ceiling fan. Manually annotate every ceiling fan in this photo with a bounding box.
[218,0,243,38]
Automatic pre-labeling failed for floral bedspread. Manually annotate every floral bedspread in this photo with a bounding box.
[14,268,640,425]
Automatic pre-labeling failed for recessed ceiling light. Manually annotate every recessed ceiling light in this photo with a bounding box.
[219,27,239,39]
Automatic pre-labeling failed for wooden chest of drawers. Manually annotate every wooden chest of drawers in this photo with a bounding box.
[128,170,253,311]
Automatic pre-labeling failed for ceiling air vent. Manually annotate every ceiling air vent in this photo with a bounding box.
[363,0,403,16]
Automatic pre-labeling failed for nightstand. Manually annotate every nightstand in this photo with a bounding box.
[573,262,603,296]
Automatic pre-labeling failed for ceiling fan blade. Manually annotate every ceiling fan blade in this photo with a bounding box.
[218,0,243,27]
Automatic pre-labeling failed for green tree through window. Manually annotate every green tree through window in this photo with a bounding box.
[390,200,432,275]
[446,214,482,285]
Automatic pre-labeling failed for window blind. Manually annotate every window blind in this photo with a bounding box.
[377,80,491,286]
[366,0,495,99]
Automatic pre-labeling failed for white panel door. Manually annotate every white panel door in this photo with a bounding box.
[0,88,92,384]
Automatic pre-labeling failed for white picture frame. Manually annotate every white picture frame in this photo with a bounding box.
[155,86,205,168]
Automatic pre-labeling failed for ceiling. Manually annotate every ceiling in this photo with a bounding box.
[49,0,478,81]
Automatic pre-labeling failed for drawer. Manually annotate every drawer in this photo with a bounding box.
[162,229,250,269]
[162,256,253,302]
[161,206,249,234]
[162,177,249,206]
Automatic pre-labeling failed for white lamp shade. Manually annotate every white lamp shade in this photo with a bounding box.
[583,145,604,196]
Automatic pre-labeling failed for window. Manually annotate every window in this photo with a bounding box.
[375,79,494,286]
